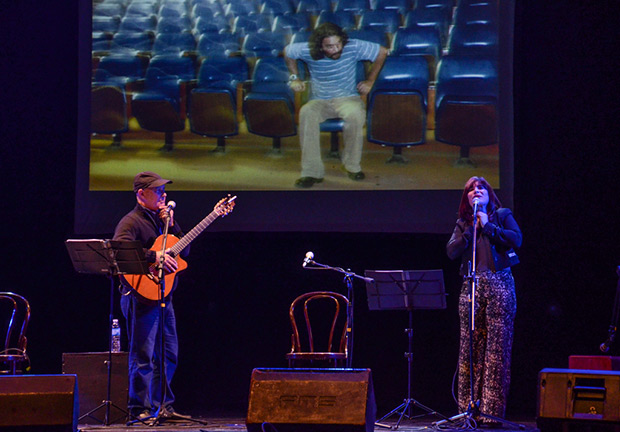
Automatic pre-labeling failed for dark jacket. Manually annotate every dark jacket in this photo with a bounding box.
[446,207,522,275]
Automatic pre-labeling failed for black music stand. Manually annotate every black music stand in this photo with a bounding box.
[365,269,449,429]
[65,239,148,425]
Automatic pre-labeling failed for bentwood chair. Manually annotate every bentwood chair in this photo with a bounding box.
[286,291,350,367]
[0,292,31,374]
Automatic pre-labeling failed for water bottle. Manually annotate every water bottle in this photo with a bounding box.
[111,318,121,353]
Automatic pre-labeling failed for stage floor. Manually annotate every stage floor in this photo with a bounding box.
[78,415,540,431]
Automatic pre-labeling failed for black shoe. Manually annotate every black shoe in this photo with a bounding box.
[347,170,365,181]
[295,177,323,188]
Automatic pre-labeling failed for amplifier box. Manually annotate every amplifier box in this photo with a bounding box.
[62,351,128,424]
[537,368,620,432]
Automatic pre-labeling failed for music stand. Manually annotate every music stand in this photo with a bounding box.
[65,239,148,425]
[365,269,449,429]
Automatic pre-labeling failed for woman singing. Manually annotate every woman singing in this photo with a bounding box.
[446,176,522,425]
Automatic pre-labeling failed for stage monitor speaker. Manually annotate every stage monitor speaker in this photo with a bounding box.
[537,368,620,432]
[0,374,78,432]
[62,351,129,424]
[246,368,376,432]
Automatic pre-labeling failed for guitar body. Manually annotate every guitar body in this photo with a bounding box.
[123,234,188,302]
[121,195,235,302]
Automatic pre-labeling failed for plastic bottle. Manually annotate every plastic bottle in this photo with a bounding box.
[111,318,121,353]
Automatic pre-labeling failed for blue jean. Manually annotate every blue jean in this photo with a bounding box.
[120,292,178,414]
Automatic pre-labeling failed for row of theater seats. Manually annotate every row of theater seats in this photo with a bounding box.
[93,0,499,56]
[92,52,498,161]
[92,0,500,161]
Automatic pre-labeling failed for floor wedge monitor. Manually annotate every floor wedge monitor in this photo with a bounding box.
[247,368,376,432]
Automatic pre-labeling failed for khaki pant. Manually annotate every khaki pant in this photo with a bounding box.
[298,96,366,178]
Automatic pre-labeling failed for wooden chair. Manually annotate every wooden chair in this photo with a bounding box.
[0,292,31,374]
[286,291,350,367]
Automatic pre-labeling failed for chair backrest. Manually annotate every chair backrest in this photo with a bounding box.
[447,22,498,56]
[242,32,287,58]
[289,291,349,355]
[0,293,30,367]
[435,54,497,107]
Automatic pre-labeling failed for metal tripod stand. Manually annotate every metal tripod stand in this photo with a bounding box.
[364,269,449,429]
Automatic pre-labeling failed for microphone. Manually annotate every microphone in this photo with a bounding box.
[472,197,480,206]
[166,201,176,210]
[302,251,314,267]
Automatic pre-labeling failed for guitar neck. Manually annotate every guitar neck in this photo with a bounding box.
[170,209,220,256]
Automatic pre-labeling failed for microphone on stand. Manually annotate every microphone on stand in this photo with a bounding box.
[166,201,176,210]
[302,251,314,267]
[472,197,480,221]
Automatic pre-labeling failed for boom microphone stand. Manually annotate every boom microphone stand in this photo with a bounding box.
[302,251,373,367]
[434,201,523,430]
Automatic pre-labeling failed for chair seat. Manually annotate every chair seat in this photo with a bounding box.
[286,352,347,360]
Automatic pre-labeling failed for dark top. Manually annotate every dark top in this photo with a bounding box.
[113,204,190,292]
[446,207,522,276]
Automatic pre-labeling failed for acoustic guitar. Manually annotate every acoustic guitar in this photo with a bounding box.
[123,195,236,301]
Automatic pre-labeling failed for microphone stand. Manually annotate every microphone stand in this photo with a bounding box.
[303,256,373,368]
[434,202,524,430]
[600,266,620,353]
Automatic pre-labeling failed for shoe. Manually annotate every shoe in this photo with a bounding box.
[341,167,365,181]
[294,177,323,188]
[130,409,153,423]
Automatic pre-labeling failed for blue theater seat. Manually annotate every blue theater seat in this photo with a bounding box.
[375,0,413,15]
[242,32,287,58]
[156,16,192,34]
[315,10,356,30]
[118,16,158,33]
[415,0,454,9]
[272,14,311,35]
[243,57,296,151]
[93,16,121,33]
[233,14,273,38]
[196,33,242,59]
[367,55,429,162]
[391,26,441,80]
[94,2,125,18]
[453,3,497,26]
[434,55,498,164]
[347,29,389,47]
[189,56,249,151]
[260,0,296,16]
[358,10,402,35]
[447,22,498,56]
[152,32,197,55]
[91,54,148,144]
[297,0,332,15]
[110,31,155,55]
[404,7,452,46]
[131,53,197,150]
[125,2,157,17]
[93,32,113,54]
[333,0,371,15]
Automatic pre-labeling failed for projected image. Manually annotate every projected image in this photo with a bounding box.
[89,0,505,192]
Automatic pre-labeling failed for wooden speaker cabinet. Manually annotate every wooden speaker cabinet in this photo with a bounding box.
[537,368,620,432]
[62,351,128,424]
[247,368,376,432]
[0,374,78,432]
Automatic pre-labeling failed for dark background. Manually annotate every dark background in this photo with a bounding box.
[2,0,620,421]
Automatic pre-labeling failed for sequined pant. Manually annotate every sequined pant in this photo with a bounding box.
[457,269,516,419]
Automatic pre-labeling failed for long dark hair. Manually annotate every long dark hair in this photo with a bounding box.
[309,22,349,60]
[457,176,502,224]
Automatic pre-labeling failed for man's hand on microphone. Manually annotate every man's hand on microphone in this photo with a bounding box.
[159,206,175,227]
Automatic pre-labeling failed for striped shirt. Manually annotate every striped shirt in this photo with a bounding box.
[285,39,381,100]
